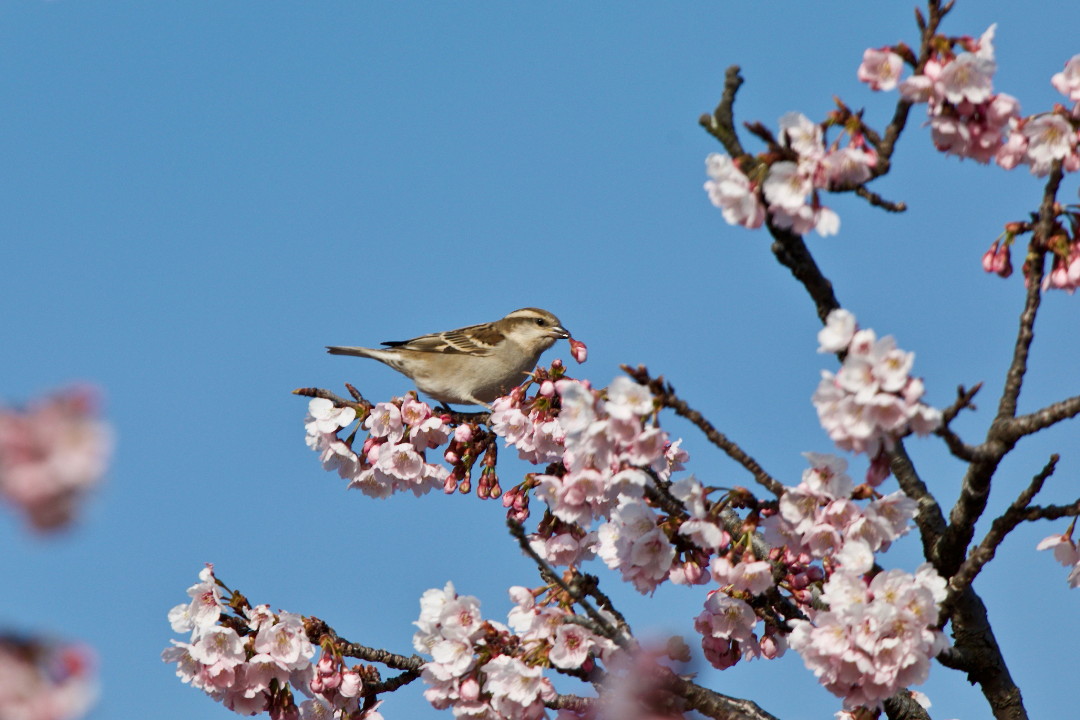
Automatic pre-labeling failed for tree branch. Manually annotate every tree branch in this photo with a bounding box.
[699,66,749,160]
[507,518,630,643]
[883,689,932,720]
[1002,394,1080,442]
[622,365,785,498]
[996,162,1063,421]
[945,456,1058,605]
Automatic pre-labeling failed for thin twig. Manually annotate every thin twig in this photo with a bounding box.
[506,518,628,643]
[996,161,1063,421]
[699,66,749,160]
[292,386,371,415]
[622,365,784,498]
[1002,395,1080,442]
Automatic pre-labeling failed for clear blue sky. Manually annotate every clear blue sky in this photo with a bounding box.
[2,2,1078,719]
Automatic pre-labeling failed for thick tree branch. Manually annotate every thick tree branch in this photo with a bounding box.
[945,456,1058,605]
[883,689,932,720]
[939,162,1065,577]
[888,441,946,555]
[765,222,841,323]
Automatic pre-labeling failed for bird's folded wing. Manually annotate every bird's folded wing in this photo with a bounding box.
[381,322,503,356]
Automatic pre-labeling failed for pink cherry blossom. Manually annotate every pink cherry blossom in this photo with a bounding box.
[305,397,357,435]
[704,153,766,229]
[813,310,941,456]
[549,624,594,669]
[1021,114,1078,176]
[779,112,825,159]
[0,638,97,720]
[0,386,112,532]
[1051,54,1080,103]
[1037,533,1080,587]
[788,564,948,710]
[858,48,905,91]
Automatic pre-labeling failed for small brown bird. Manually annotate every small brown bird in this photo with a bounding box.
[327,308,570,407]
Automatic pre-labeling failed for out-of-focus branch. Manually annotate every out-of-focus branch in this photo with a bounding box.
[622,365,785,498]
[853,185,907,212]
[664,672,782,720]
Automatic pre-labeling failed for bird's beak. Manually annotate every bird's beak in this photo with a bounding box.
[549,325,571,340]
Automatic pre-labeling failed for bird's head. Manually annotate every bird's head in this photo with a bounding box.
[498,307,570,351]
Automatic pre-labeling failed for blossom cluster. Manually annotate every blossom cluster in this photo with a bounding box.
[0,636,97,720]
[0,386,112,532]
[694,587,787,671]
[1037,531,1080,588]
[787,564,948,710]
[862,36,1080,292]
[860,30,1080,173]
[415,582,614,720]
[163,566,382,720]
[763,453,917,575]
[984,211,1080,294]
[493,375,694,592]
[304,396,452,499]
[704,111,876,236]
[694,451,919,679]
[812,309,941,459]
[736,451,944,710]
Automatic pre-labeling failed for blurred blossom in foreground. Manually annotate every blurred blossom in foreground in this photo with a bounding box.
[0,636,97,720]
[0,385,113,532]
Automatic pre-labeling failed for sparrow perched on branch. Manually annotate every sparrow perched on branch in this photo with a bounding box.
[327,308,571,407]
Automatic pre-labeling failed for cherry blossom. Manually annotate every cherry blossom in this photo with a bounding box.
[788,564,947,710]
[704,153,766,229]
[1051,53,1080,103]
[812,310,941,457]
[857,48,905,91]
[0,638,97,720]
[0,386,112,532]
[1037,532,1080,588]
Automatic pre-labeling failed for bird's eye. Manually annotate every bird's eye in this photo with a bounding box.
[535,318,546,326]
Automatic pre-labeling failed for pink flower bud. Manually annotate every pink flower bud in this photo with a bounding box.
[994,243,1013,278]
[759,632,784,660]
[539,380,556,397]
[340,669,363,697]
[982,242,999,273]
[444,450,460,464]
[681,560,706,585]
[460,677,481,701]
[454,424,474,442]
[569,338,588,364]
